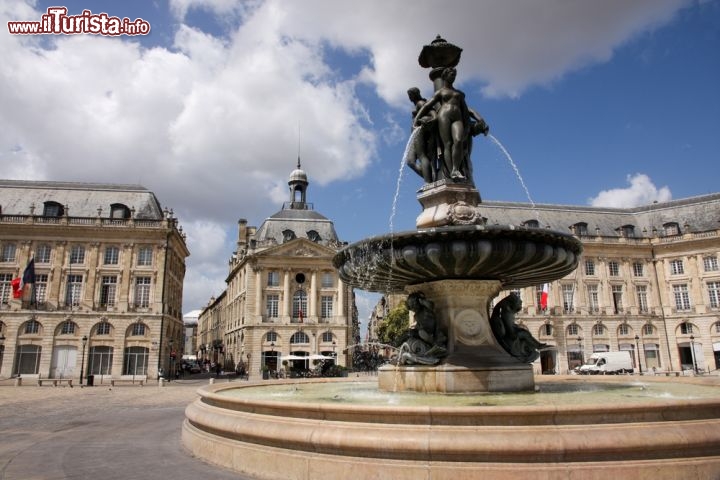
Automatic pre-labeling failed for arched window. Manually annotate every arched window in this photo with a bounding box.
[109,203,131,219]
[679,322,693,335]
[523,219,539,229]
[307,230,322,242]
[592,324,605,336]
[266,331,278,343]
[322,331,333,342]
[59,320,76,335]
[24,319,41,335]
[541,323,553,336]
[131,323,146,336]
[282,229,296,242]
[290,331,310,344]
[643,324,655,335]
[42,201,64,217]
[567,323,579,336]
[96,322,112,335]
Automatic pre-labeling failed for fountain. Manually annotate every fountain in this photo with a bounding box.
[183,37,720,479]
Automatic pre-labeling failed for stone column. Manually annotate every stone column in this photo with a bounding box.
[309,270,317,318]
[282,269,291,319]
[337,278,344,321]
[255,269,262,318]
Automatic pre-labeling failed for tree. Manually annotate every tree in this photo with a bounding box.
[377,302,410,346]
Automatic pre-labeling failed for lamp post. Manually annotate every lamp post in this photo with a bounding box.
[270,342,275,373]
[690,335,697,374]
[0,333,5,370]
[169,339,175,381]
[79,335,88,385]
[634,335,642,374]
[577,336,583,365]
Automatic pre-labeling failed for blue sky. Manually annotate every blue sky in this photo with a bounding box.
[2,0,719,324]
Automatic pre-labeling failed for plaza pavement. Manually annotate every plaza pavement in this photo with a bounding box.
[0,373,254,480]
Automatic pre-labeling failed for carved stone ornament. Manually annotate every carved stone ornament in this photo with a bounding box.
[447,201,483,225]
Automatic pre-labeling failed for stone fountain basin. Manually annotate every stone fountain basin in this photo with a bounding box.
[333,224,583,292]
[183,376,720,479]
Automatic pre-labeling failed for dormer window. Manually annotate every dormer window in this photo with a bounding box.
[572,222,588,236]
[282,230,296,242]
[523,219,539,229]
[307,230,321,242]
[663,222,680,236]
[42,201,64,217]
[110,203,131,219]
[619,225,635,238]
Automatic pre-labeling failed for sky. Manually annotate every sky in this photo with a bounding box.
[2,0,719,331]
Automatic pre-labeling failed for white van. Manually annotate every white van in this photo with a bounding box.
[577,351,634,375]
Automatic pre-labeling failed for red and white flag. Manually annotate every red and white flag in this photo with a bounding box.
[540,283,549,311]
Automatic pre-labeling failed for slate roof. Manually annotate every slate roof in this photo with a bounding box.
[480,193,720,237]
[255,205,339,245]
[0,179,164,219]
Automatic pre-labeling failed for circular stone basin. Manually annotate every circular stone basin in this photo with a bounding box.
[183,376,720,479]
[216,379,720,407]
[332,225,583,292]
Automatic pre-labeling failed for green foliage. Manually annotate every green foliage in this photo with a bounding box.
[377,302,410,346]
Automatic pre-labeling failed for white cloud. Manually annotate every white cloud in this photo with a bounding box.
[256,0,690,103]
[588,173,672,208]
[181,220,232,309]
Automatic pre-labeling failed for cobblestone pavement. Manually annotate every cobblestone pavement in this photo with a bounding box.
[0,375,254,480]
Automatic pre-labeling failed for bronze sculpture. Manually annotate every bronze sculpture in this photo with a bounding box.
[489,293,547,363]
[407,36,489,186]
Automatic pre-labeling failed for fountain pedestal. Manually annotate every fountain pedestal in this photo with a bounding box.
[415,181,483,228]
[378,279,535,393]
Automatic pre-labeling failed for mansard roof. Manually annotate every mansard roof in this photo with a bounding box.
[254,207,339,246]
[481,193,720,237]
[0,179,164,219]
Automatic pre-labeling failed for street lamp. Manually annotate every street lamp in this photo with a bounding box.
[332,340,337,357]
[169,339,175,380]
[79,335,88,385]
[634,335,643,374]
[690,335,697,374]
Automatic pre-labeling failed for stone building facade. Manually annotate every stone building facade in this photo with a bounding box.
[197,164,358,376]
[0,180,189,382]
[373,193,720,375]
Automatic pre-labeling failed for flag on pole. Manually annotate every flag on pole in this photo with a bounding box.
[11,277,22,298]
[21,258,36,305]
[540,283,549,311]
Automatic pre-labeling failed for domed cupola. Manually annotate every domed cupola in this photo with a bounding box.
[288,157,309,209]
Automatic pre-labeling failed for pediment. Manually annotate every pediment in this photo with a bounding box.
[255,238,336,258]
